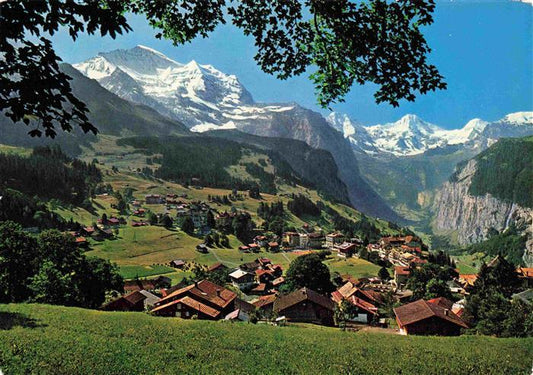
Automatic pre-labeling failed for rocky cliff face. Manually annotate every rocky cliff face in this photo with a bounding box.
[433,159,533,265]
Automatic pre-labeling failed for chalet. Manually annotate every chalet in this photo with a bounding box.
[393,298,468,336]
[133,208,146,217]
[331,289,378,324]
[238,245,250,252]
[253,294,277,314]
[170,259,186,269]
[102,291,147,312]
[229,269,255,290]
[250,283,268,295]
[394,266,411,288]
[283,232,300,248]
[333,281,384,307]
[208,262,228,273]
[151,280,237,320]
[145,194,163,204]
[334,242,356,258]
[124,276,171,293]
[255,269,275,284]
[326,233,345,248]
[273,288,335,326]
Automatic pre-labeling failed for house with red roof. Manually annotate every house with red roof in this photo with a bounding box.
[253,294,277,315]
[394,266,411,288]
[151,280,237,320]
[102,291,148,312]
[393,298,468,335]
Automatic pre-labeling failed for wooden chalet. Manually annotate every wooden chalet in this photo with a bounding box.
[394,298,468,336]
[151,280,237,320]
[273,288,335,326]
[102,291,147,312]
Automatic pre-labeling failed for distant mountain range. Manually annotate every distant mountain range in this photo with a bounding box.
[326,111,533,156]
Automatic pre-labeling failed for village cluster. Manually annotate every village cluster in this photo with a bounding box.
[68,193,533,335]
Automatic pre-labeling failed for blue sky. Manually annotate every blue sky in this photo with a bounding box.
[52,1,532,129]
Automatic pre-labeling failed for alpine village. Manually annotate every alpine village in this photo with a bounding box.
[1,1,533,374]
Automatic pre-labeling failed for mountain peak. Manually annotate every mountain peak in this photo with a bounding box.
[500,111,533,125]
[74,46,255,128]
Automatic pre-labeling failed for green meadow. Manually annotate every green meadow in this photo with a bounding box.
[0,304,531,375]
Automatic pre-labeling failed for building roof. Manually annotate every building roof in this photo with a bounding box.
[273,288,334,313]
[122,291,147,305]
[253,294,277,309]
[138,290,161,306]
[393,298,468,329]
[517,267,533,278]
[347,296,378,315]
[229,269,252,280]
[251,283,267,292]
[208,262,227,272]
[158,280,236,309]
[272,277,285,286]
[394,266,411,276]
[179,296,221,318]
[337,281,358,299]
[458,274,478,287]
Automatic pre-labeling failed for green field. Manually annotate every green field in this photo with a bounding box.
[0,304,532,375]
[325,256,382,278]
[118,264,176,279]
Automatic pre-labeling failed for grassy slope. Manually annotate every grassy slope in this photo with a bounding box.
[0,304,532,375]
[0,140,396,281]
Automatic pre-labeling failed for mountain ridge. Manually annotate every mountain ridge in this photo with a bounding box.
[326,111,533,156]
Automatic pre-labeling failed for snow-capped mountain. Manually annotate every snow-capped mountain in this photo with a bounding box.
[74,45,297,130]
[74,46,401,221]
[327,111,533,156]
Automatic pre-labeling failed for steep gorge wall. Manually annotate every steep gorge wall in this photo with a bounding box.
[433,160,533,265]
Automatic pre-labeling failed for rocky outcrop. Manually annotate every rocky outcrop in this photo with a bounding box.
[433,159,533,265]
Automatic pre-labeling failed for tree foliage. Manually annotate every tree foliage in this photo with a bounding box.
[0,146,101,206]
[463,257,531,337]
[0,221,123,307]
[283,253,334,294]
[406,263,457,301]
[2,0,445,137]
